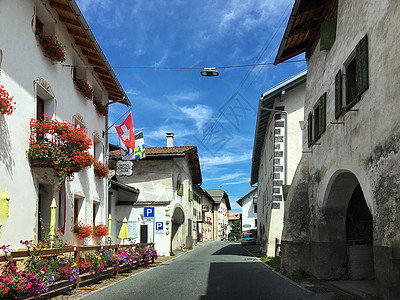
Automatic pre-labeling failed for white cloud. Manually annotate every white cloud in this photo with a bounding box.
[204,172,246,182]
[179,104,213,130]
[154,53,168,67]
[200,152,252,167]
[223,179,250,186]
[165,91,201,102]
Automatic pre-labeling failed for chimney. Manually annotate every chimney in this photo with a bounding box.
[166,132,174,147]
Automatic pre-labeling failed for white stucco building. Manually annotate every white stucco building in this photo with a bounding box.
[251,71,306,256]
[0,0,129,248]
[109,133,202,256]
[236,188,258,234]
[274,1,400,298]
[205,189,230,241]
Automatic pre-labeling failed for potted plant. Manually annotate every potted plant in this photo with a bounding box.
[93,223,108,237]
[73,220,93,240]
[27,115,95,188]
[0,85,16,115]
[93,160,109,178]
[73,78,94,100]
[35,30,65,63]
[93,96,108,116]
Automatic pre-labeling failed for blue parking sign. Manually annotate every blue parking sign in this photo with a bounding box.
[156,222,163,231]
[144,207,154,218]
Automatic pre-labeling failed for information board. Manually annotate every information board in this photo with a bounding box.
[116,220,139,238]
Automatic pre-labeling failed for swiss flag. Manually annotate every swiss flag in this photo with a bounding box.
[115,112,135,149]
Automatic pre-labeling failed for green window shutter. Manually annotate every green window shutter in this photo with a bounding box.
[320,17,337,50]
[307,112,313,148]
[189,189,193,201]
[335,70,342,119]
[356,34,369,96]
[319,93,327,135]
[177,182,183,196]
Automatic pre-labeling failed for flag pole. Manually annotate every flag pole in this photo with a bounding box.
[102,108,131,138]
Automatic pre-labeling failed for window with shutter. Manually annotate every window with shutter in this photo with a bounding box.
[319,93,327,135]
[356,35,369,96]
[344,35,369,110]
[335,70,342,119]
[320,17,337,51]
[307,112,313,148]
[314,104,320,140]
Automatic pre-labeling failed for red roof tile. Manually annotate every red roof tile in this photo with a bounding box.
[109,146,196,157]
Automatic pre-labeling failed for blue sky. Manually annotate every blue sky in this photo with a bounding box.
[75,0,306,212]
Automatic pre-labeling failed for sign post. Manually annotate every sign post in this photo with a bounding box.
[144,207,155,243]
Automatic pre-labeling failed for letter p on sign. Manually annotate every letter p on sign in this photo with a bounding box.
[144,207,154,218]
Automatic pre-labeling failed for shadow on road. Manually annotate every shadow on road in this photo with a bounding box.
[199,262,314,300]
[211,244,253,256]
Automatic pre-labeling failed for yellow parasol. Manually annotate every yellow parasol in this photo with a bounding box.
[49,198,57,237]
[118,217,129,243]
[108,214,112,239]
[0,189,10,221]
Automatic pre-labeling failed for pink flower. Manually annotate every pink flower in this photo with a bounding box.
[2,287,9,294]
[25,282,32,290]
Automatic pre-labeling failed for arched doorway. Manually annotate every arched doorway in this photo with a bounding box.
[171,205,185,252]
[322,171,374,280]
[346,184,374,280]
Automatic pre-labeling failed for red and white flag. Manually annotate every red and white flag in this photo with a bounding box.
[116,112,135,149]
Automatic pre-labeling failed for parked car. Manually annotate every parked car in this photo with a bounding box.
[241,232,256,245]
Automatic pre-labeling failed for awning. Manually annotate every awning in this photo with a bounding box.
[110,180,139,205]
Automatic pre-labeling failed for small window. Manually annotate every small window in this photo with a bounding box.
[73,195,84,228]
[93,202,99,229]
[336,35,369,117]
[308,93,326,145]
[34,2,55,35]
[346,57,357,106]
[36,16,44,34]
[255,219,257,228]
[254,204,257,214]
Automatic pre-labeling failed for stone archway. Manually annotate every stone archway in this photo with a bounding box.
[321,171,374,280]
[171,204,185,252]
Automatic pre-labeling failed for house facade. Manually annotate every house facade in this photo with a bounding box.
[205,189,230,241]
[274,1,400,298]
[251,71,306,256]
[236,188,257,234]
[227,212,241,236]
[109,133,202,256]
[0,0,129,248]
[198,188,215,241]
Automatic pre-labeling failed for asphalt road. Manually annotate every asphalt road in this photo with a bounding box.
[81,241,321,300]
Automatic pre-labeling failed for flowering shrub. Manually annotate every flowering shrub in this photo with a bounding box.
[0,262,44,299]
[115,247,139,270]
[94,160,109,178]
[36,30,65,63]
[93,223,108,237]
[73,221,93,239]
[27,115,95,187]
[25,255,78,291]
[0,85,16,116]
[73,79,94,100]
[93,96,108,116]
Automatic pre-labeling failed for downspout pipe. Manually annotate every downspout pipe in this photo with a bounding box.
[259,106,289,185]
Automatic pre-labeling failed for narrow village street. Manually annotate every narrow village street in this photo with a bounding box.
[81,241,324,300]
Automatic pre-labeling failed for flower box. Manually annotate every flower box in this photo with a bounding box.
[36,31,66,63]
[29,157,55,168]
[0,85,16,115]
